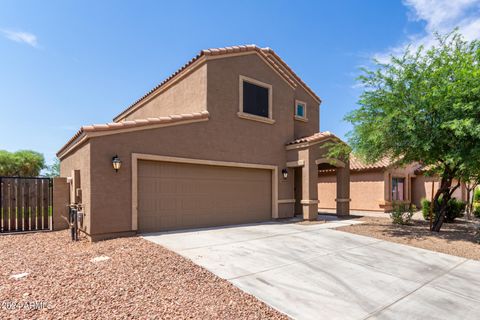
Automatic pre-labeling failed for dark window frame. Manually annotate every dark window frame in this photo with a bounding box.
[238,75,273,123]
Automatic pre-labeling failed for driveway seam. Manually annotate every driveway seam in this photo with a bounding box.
[362,259,469,319]
[170,223,361,251]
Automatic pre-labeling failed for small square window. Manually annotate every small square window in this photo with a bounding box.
[295,100,307,120]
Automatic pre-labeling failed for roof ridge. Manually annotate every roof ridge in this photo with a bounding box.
[113,45,321,122]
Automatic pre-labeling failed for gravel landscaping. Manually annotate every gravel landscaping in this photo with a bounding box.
[336,216,480,260]
[0,230,287,320]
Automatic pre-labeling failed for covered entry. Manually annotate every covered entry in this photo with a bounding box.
[135,156,273,233]
[286,132,350,220]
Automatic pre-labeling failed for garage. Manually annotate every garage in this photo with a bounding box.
[137,160,272,233]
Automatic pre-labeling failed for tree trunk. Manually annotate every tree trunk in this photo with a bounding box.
[431,175,454,232]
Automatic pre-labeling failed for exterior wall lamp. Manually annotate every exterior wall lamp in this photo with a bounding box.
[112,155,122,172]
[282,168,288,179]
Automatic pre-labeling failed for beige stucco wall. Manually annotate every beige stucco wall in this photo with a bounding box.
[120,63,207,121]
[61,52,324,238]
[59,142,91,234]
[318,170,385,212]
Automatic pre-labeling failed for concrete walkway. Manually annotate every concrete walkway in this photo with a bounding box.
[143,220,480,320]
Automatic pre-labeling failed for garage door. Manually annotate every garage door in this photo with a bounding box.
[137,160,272,232]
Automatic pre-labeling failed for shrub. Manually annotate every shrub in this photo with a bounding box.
[445,199,466,222]
[474,188,480,203]
[390,203,415,225]
[421,198,465,222]
[473,203,480,218]
[421,198,431,220]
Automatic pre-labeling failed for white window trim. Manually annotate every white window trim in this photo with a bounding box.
[294,100,308,122]
[238,75,274,124]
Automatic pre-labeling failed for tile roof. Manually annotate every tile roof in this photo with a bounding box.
[113,45,321,121]
[349,155,392,171]
[318,155,393,173]
[57,111,209,157]
[287,131,337,145]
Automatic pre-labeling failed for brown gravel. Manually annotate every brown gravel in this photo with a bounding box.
[0,230,287,320]
[337,216,480,260]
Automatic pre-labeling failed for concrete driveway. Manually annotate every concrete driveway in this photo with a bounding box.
[143,220,480,320]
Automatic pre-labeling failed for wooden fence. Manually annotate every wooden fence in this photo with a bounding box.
[0,177,52,233]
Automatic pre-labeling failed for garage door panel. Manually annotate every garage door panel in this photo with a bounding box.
[138,160,272,232]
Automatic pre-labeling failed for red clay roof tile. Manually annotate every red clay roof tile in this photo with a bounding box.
[57,111,209,157]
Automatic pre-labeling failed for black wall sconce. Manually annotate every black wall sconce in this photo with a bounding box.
[112,155,122,172]
[282,168,288,179]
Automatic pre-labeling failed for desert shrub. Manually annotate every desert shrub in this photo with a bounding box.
[474,189,480,202]
[473,203,480,218]
[421,198,431,220]
[421,198,465,222]
[445,199,466,222]
[390,203,415,225]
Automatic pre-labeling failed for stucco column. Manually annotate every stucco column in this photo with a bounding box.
[336,162,350,216]
[300,149,319,221]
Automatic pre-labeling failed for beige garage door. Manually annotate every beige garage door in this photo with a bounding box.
[138,160,272,232]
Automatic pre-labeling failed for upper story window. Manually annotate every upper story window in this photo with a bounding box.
[392,177,405,201]
[294,100,307,121]
[238,75,274,124]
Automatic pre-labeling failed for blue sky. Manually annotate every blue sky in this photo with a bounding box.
[1,0,479,165]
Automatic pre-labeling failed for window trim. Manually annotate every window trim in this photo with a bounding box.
[294,100,308,122]
[238,75,274,124]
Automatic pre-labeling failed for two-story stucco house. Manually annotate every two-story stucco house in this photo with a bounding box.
[58,45,350,241]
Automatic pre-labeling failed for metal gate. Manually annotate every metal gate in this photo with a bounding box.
[0,177,53,233]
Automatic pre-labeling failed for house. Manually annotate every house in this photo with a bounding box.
[318,155,467,212]
[58,45,351,241]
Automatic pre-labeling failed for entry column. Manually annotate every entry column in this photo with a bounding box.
[300,149,319,221]
[336,161,350,216]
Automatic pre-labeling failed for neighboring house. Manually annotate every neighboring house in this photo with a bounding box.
[58,45,351,241]
[318,156,467,212]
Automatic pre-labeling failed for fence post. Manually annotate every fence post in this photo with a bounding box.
[52,177,69,230]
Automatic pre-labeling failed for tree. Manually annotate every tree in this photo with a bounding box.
[0,150,45,177]
[460,169,480,220]
[45,158,60,177]
[346,31,480,232]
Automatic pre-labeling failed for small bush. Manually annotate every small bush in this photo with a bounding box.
[421,198,431,220]
[421,198,465,222]
[390,203,415,225]
[473,203,480,218]
[474,189,480,202]
[445,199,466,222]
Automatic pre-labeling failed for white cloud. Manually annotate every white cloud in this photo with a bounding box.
[374,0,480,62]
[1,29,38,47]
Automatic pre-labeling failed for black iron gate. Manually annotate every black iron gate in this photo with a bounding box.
[0,177,53,233]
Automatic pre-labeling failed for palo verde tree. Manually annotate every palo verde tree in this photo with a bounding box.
[346,31,480,232]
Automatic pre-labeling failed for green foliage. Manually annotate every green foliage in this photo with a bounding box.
[421,198,466,222]
[44,158,60,177]
[346,30,480,231]
[473,203,480,218]
[346,31,480,175]
[421,198,431,220]
[390,203,415,225]
[446,199,466,222]
[474,189,480,203]
[0,150,45,177]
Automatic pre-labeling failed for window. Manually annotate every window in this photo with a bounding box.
[392,177,405,201]
[238,75,274,124]
[295,100,307,121]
